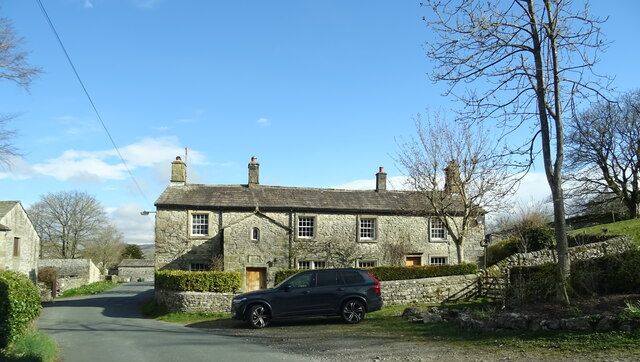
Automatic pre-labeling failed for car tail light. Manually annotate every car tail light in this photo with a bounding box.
[368,272,381,296]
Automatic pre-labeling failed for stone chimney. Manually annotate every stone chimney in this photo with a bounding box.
[170,156,186,185]
[444,160,462,194]
[248,156,259,186]
[375,166,387,192]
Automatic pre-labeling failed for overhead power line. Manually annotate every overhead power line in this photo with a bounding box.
[35,0,150,205]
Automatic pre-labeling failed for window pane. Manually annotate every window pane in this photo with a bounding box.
[430,257,447,266]
[314,261,326,269]
[287,272,313,288]
[316,270,337,287]
[297,261,311,270]
[359,218,375,239]
[341,270,365,285]
[192,214,209,235]
[298,217,315,238]
[430,219,445,240]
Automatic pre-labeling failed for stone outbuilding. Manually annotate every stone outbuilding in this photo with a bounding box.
[117,258,155,282]
[39,258,101,292]
[154,157,485,292]
[0,201,40,281]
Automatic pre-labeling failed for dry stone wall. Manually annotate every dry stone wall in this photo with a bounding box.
[155,289,234,313]
[380,274,478,305]
[489,236,633,273]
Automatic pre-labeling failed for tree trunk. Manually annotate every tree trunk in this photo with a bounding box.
[551,184,571,305]
[455,242,464,264]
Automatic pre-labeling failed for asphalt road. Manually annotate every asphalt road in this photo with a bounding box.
[38,283,303,362]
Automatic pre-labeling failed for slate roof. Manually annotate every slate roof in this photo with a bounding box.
[155,184,468,215]
[118,259,155,268]
[0,201,18,218]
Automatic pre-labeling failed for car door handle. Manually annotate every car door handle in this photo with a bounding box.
[337,287,345,291]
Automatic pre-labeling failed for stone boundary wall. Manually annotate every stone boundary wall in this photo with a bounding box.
[155,289,235,313]
[490,236,633,272]
[156,273,480,312]
[380,274,478,305]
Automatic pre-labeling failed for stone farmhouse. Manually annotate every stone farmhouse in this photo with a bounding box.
[154,157,485,291]
[0,201,40,281]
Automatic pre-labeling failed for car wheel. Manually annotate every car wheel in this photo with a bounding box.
[341,299,365,324]
[247,304,270,329]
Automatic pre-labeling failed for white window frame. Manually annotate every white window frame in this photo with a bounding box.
[358,217,376,241]
[189,262,211,271]
[297,216,316,239]
[357,260,377,268]
[297,260,326,270]
[429,218,447,242]
[251,227,260,241]
[429,256,448,266]
[191,213,209,236]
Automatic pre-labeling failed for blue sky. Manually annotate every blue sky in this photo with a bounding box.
[1,0,639,243]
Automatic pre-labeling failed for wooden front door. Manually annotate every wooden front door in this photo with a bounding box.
[246,267,267,291]
[405,256,422,267]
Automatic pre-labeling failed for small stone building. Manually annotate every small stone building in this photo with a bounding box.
[117,258,155,282]
[0,201,40,281]
[39,258,101,292]
[154,157,485,291]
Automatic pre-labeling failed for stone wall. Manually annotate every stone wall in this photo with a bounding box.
[39,258,101,292]
[155,288,234,313]
[155,273,480,313]
[0,202,40,281]
[489,236,633,272]
[118,266,155,282]
[380,274,478,305]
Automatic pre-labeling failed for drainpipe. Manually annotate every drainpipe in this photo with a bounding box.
[289,211,294,269]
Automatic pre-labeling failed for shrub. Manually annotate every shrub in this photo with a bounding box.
[368,263,477,281]
[37,267,57,291]
[507,264,557,304]
[155,270,241,293]
[486,237,520,266]
[274,269,301,285]
[0,270,42,348]
[4,328,59,362]
[572,248,640,295]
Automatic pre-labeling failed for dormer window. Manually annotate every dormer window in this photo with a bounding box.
[251,227,260,241]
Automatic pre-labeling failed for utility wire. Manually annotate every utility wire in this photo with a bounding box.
[35,0,150,205]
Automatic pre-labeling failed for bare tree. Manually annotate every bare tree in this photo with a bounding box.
[493,202,554,253]
[398,114,515,263]
[81,223,126,270]
[566,90,640,219]
[423,0,609,304]
[29,191,108,259]
[293,238,363,268]
[0,17,41,167]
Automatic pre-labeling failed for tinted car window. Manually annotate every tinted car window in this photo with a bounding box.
[316,270,338,287]
[340,270,365,285]
[286,272,314,288]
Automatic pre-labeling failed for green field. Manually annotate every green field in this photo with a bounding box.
[570,218,640,245]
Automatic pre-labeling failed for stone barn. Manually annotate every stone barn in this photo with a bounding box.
[0,201,40,281]
[117,258,155,282]
[154,157,485,292]
[39,258,101,292]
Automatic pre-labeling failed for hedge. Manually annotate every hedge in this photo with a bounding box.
[368,263,477,281]
[274,269,301,285]
[508,248,640,304]
[155,270,241,293]
[0,270,42,348]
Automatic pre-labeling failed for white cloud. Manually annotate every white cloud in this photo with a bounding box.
[7,136,207,182]
[257,117,271,126]
[509,172,552,206]
[0,157,35,180]
[333,175,411,191]
[107,203,154,244]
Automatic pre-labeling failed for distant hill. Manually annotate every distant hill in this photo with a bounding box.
[138,244,155,259]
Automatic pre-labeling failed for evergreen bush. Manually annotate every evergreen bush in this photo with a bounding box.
[0,270,42,348]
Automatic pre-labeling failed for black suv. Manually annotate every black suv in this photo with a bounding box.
[231,268,383,328]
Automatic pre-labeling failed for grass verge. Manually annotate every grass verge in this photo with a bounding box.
[59,280,118,298]
[0,328,59,362]
[141,299,230,323]
[570,218,640,245]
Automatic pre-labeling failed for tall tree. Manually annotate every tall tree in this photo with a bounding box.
[398,114,515,263]
[423,0,609,304]
[0,16,41,167]
[30,191,107,259]
[566,90,640,219]
[122,244,145,259]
